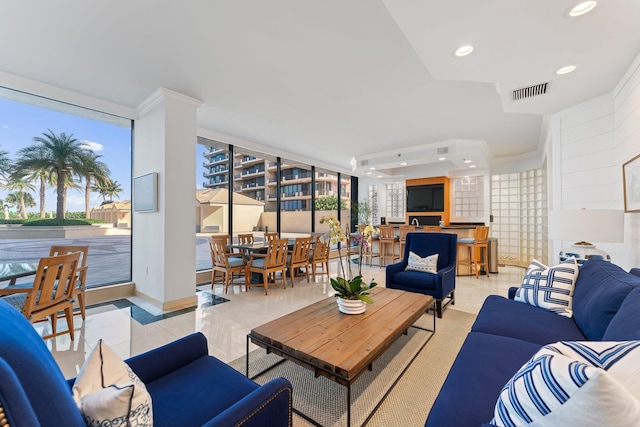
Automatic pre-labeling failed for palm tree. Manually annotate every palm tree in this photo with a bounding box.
[5,177,36,219]
[13,145,55,218]
[0,148,11,180]
[77,151,110,218]
[93,179,123,204]
[14,130,89,219]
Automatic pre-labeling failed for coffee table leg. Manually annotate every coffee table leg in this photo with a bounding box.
[432,301,436,332]
[347,382,352,427]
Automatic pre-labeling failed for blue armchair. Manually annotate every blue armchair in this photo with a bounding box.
[0,299,292,427]
[386,232,457,318]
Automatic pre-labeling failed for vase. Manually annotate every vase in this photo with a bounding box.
[337,297,366,315]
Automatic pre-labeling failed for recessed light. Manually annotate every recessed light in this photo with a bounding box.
[556,65,577,75]
[400,162,408,166]
[454,45,474,57]
[568,1,597,17]
[469,165,476,168]
[365,171,372,175]
[463,159,472,163]
[377,175,383,178]
[369,167,376,170]
[438,157,446,161]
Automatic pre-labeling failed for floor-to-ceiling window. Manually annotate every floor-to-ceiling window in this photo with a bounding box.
[280,158,313,238]
[0,87,133,287]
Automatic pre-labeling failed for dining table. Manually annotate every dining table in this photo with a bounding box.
[0,262,38,286]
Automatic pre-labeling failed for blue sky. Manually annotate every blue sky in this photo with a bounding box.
[0,97,134,214]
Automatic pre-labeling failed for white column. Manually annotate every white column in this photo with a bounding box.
[132,88,203,311]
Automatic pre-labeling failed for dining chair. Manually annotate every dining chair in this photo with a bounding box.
[0,252,80,340]
[210,234,233,253]
[238,233,254,245]
[236,233,254,257]
[209,239,247,293]
[264,232,279,242]
[309,238,330,281]
[49,245,89,320]
[457,226,490,278]
[379,225,399,267]
[245,239,288,295]
[286,236,312,287]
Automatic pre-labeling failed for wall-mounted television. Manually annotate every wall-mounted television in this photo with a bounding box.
[406,184,445,212]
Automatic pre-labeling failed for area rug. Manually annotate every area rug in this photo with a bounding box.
[229,309,476,427]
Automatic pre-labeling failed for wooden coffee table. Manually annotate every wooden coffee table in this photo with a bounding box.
[246,287,435,426]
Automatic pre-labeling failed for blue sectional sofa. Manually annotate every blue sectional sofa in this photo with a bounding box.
[425,259,640,427]
[0,299,292,427]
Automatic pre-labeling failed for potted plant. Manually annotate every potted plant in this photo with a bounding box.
[330,275,377,314]
[319,214,378,314]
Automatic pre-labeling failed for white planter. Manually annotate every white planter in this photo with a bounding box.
[337,297,366,315]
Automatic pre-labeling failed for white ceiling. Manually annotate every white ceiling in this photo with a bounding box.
[1,0,639,177]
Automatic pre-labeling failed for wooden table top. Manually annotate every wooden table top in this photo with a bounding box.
[249,287,434,384]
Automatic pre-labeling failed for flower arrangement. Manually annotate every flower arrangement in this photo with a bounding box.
[319,214,378,303]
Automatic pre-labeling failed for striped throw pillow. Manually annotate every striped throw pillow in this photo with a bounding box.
[514,258,579,317]
[492,341,640,426]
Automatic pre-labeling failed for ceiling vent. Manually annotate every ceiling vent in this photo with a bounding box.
[437,147,449,155]
[512,82,549,101]
[360,159,369,166]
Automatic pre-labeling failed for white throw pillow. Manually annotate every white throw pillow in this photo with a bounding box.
[514,258,579,317]
[544,340,640,400]
[405,252,438,273]
[73,339,153,426]
[491,341,640,427]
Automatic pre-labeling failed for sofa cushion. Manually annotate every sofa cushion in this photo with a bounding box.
[603,288,640,340]
[405,251,438,273]
[73,339,152,426]
[145,355,260,427]
[471,295,586,345]
[387,270,436,291]
[514,258,579,317]
[572,259,640,340]
[491,341,640,427]
[0,300,86,427]
[425,332,542,427]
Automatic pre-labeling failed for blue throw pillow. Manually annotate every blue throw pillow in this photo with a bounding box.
[572,260,640,340]
[603,287,640,340]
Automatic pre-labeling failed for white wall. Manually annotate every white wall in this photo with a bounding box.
[548,52,640,269]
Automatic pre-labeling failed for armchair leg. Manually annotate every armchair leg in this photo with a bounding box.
[77,291,86,320]
[435,300,443,318]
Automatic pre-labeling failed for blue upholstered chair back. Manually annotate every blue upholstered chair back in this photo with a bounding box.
[0,299,85,426]
[404,232,457,269]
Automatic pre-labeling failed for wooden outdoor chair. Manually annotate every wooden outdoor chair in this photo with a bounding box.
[0,252,80,340]
[264,232,279,242]
[309,238,330,281]
[210,239,247,293]
[238,233,254,245]
[49,245,89,319]
[286,236,312,287]
[245,239,288,295]
[210,234,233,253]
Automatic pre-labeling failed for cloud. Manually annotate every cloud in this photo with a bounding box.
[2,125,7,129]
[80,140,104,152]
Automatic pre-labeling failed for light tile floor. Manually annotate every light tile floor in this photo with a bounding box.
[41,259,526,379]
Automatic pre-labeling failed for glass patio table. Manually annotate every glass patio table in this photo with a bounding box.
[0,262,38,286]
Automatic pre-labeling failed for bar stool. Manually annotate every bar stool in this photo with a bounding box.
[379,225,399,267]
[398,225,415,260]
[457,226,490,278]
